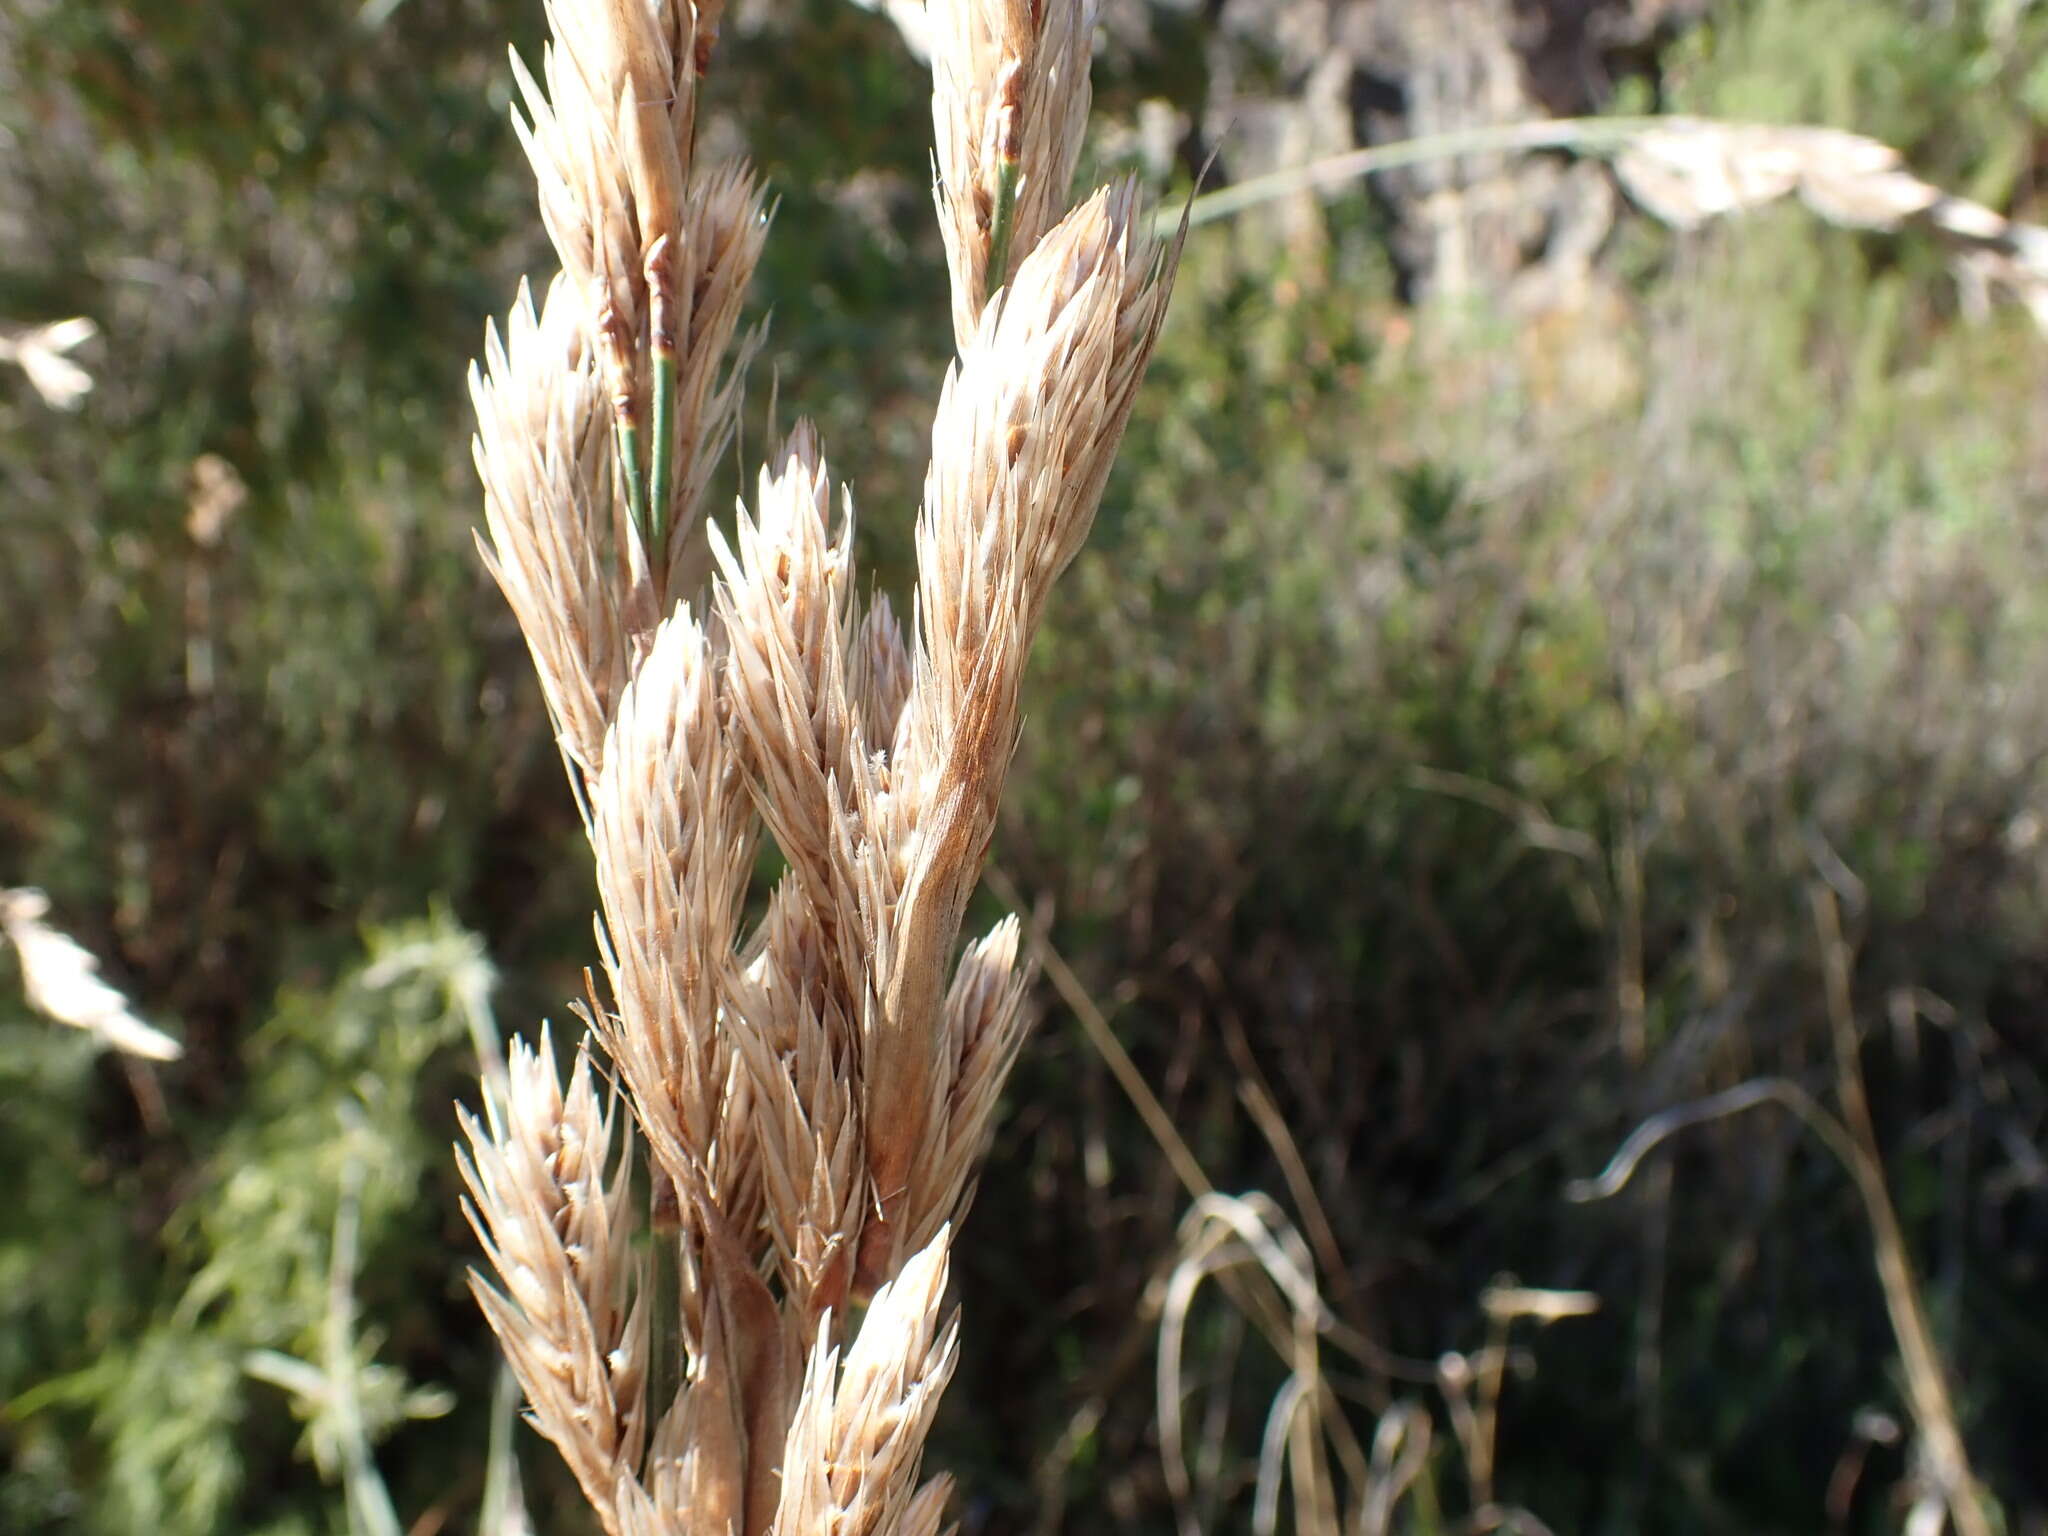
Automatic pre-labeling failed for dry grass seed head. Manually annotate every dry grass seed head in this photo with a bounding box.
[472,277,628,780]
[897,1474,959,1536]
[770,1232,960,1536]
[655,165,771,591]
[850,592,914,756]
[468,0,1187,1520]
[897,916,1033,1258]
[711,422,865,969]
[703,420,894,1318]
[514,0,767,589]
[589,607,757,1206]
[722,898,868,1323]
[513,0,696,337]
[912,179,1178,768]
[930,0,1096,344]
[852,180,1179,1289]
[458,1031,649,1529]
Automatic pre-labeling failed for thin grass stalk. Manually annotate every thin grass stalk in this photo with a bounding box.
[1162,112,2048,327]
[1567,889,1997,1536]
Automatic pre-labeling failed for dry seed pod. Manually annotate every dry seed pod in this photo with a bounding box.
[768,1233,959,1536]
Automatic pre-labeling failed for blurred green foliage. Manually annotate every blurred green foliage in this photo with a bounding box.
[1,916,492,1532]
[4,0,2048,1532]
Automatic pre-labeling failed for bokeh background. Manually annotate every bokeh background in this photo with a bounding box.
[5,0,2048,1531]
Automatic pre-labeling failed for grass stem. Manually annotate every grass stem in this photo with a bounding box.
[985,159,1022,304]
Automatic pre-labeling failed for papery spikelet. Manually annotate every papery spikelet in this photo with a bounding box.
[513,0,699,331]
[851,592,914,756]
[901,917,1033,1258]
[511,0,765,587]
[770,1233,959,1536]
[914,179,1180,748]
[898,1476,958,1536]
[654,165,770,591]
[459,1032,648,1531]
[930,0,1096,344]
[589,609,756,1203]
[711,422,864,971]
[724,888,866,1322]
[856,181,1180,1288]
[472,277,627,779]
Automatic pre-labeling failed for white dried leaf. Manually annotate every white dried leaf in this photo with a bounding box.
[0,887,181,1060]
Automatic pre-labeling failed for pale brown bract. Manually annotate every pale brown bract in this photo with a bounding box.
[457,1030,650,1524]
[470,278,626,781]
[461,1,1181,1531]
[928,0,1095,348]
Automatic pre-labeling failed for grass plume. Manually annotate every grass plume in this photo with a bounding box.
[461,2,1181,1530]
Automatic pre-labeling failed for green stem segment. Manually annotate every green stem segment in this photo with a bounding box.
[599,293,654,560]
[643,235,679,566]
[984,159,1022,307]
[647,351,676,558]
[617,418,650,551]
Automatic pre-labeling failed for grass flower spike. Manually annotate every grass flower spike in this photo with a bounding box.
[463,0,1180,1529]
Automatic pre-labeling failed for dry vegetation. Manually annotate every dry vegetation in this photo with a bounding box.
[4,1,2047,1533]
[459,2,1177,1531]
